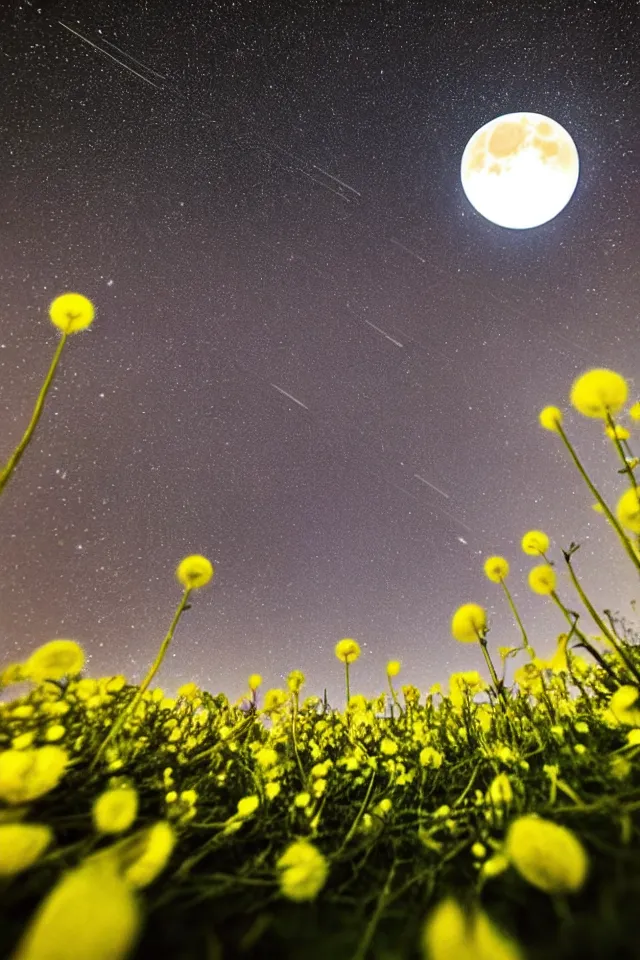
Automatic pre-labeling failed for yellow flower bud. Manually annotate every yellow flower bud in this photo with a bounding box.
[335,638,361,664]
[521,530,550,555]
[570,368,628,419]
[528,564,556,595]
[538,406,563,432]
[49,293,95,334]
[175,555,214,590]
[483,556,509,583]
[451,603,486,643]
[237,795,260,818]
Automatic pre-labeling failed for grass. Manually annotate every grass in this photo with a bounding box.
[1,293,640,960]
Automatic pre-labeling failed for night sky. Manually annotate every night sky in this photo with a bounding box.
[2,0,640,707]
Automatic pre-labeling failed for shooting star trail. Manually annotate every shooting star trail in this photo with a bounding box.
[100,36,168,82]
[414,474,450,499]
[312,165,361,197]
[271,384,309,410]
[390,238,427,264]
[363,320,404,348]
[58,22,164,89]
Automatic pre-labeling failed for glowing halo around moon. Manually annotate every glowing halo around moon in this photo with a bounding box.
[460,112,580,229]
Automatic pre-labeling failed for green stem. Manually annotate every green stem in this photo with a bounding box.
[500,579,534,658]
[0,332,67,496]
[336,770,376,855]
[350,861,396,960]
[90,587,192,771]
[563,550,640,685]
[550,594,619,683]
[555,420,640,575]
[291,693,306,783]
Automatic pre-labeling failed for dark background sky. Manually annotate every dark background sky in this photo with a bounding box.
[1,0,639,707]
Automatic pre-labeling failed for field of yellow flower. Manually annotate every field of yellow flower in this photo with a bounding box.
[1,294,640,960]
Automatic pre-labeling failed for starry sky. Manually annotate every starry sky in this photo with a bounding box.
[1,0,640,708]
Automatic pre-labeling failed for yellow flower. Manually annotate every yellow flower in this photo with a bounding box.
[276,839,329,902]
[451,603,487,643]
[610,755,632,780]
[505,814,589,894]
[521,530,550,556]
[616,487,640,533]
[262,689,288,712]
[0,746,68,805]
[248,673,262,690]
[287,670,305,694]
[294,792,311,808]
[335,638,361,664]
[44,725,66,743]
[256,747,278,768]
[177,682,199,700]
[608,686,640,726]
[237,795,260,818]
[548,634,569,674]
[629,401,640,421]
[570,368,628,419]
[93,787,138,835]
[175,555,214,590]
[483,556,509,583]
[1,663,24,687]
[538,406,563,432]
[528,564,556,595]
[12,733,35,751]
[120,821,176,889]
[12,857,140,960]
[380,737,398,756]
[486,773,513,808]
[25,640,85,683]
[0,823,53,876]
[49,292,95,334]
[421,897,524,960]
[605,424,630,441]
[419,747,443,768]
[265,782,281,800]
[386,660,401,677]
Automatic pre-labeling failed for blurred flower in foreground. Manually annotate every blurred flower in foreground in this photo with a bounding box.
[0,823,53,877]
[505,814,589,895]
[11,857,140,960]
[421,896,523,960]
[0,746,68,805]
[276,839,328,902]
[25,640,85,683]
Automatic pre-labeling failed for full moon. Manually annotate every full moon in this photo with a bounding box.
[460,112,580,229]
